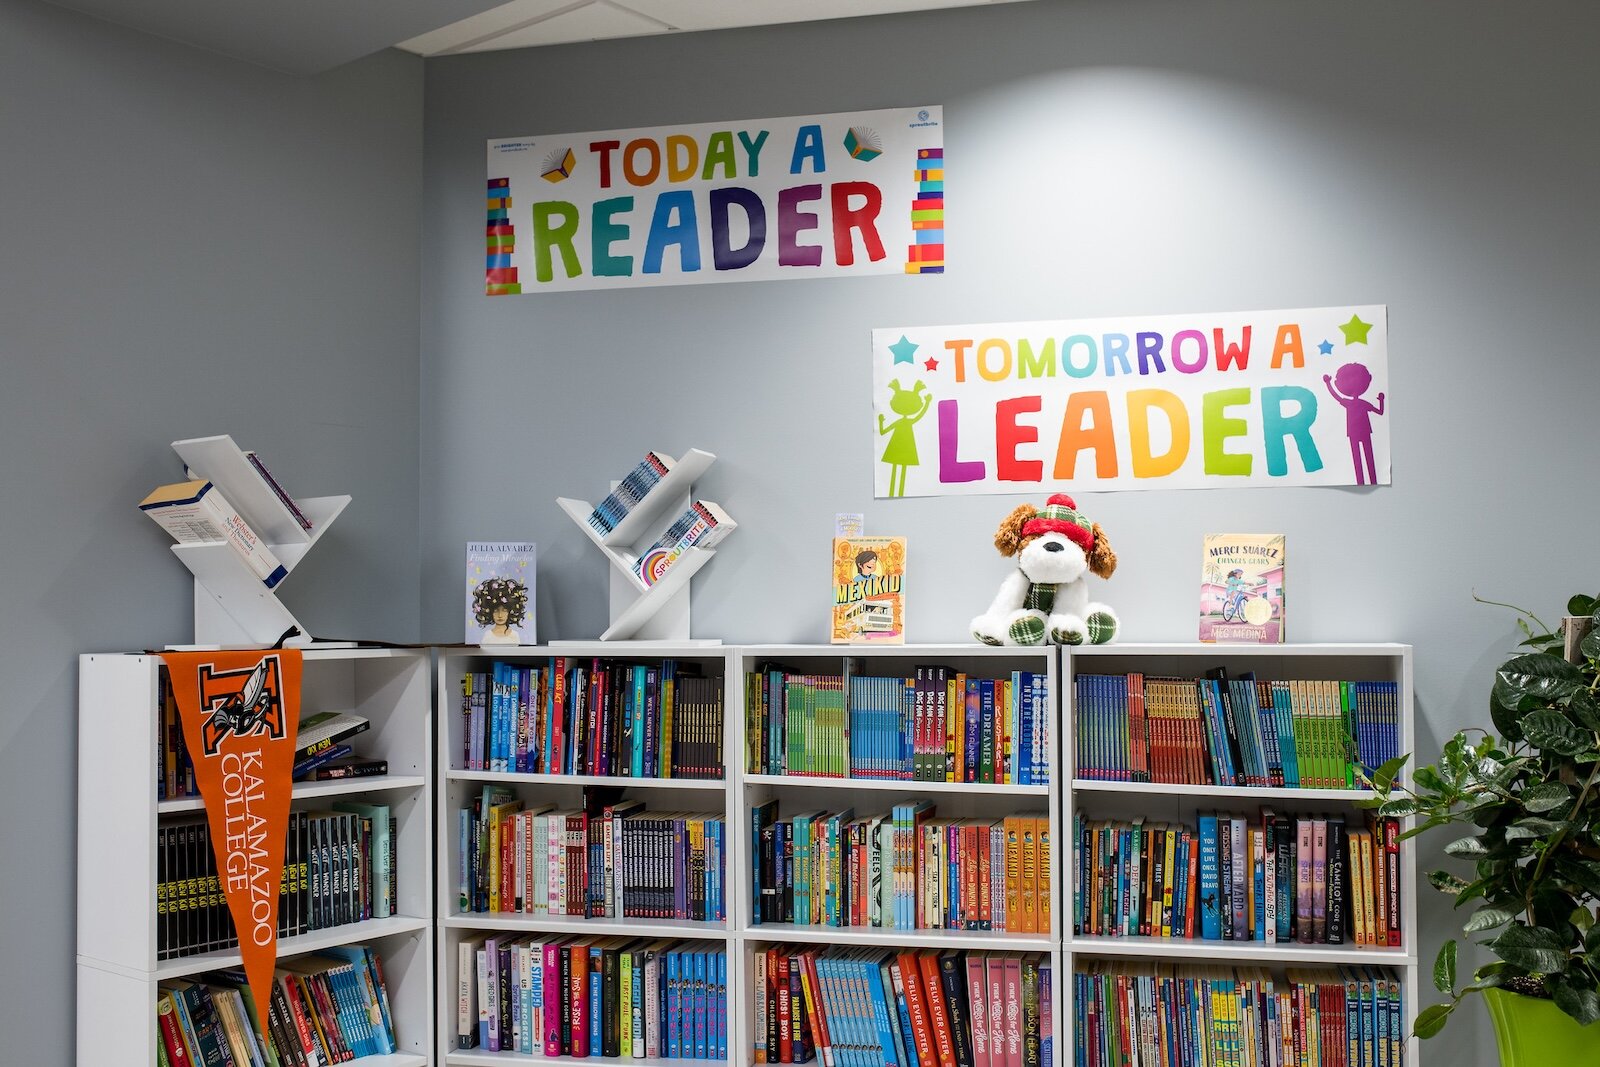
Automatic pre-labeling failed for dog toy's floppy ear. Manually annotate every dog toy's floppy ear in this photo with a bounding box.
[1088,522,1117,579]
[993,504,1037,557]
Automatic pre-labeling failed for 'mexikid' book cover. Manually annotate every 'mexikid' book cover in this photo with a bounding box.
[1199,533,1285,643]
[466,542,536,646]
[831,535,906,644]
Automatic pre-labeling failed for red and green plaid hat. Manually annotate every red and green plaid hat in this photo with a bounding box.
[1022,494,1094,553]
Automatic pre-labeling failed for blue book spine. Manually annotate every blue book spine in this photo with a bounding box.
[1198,814,1221,940]
[489,663,505,772]
[665,951,681,1059]
[891,960,918,1067]
[692,950,708,1060]
[589,946,603,1053]
[715,949,727,1061]
[1018,672,1034,786]
[863,956,902,1067]
[631,667,647,778]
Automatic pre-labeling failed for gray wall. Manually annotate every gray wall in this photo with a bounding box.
[0,0,423,1060]
[422,1,1599,1061]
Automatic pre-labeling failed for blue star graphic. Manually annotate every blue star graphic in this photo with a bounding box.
[889,335,919,364]
[1318,340,1334,356]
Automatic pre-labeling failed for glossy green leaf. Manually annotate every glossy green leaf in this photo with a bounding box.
[1490,925,1572,973]
[1521,782,1573,813]
[1434,940,1458,994]
[1568,595,1597,618]
[1431,869,1469,894]
[1444,835,1489,857]
[1464,907,1516,933]
[1551,977,1600,1026]
[1414,1003,1454,1039]
[1521,711,1590,757]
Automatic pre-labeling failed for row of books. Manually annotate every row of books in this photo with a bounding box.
[157,666,376,797]
[158,807,397,961]
[746,668,1052,786]
[755,946,1054,1067]
[156,948,396,1067]
[456,935,727,1060]
[1073,961,1405,1067]
[1074,673,1401,790]
[752,800,1052,933]
[462,659,726,780]
[461,787,727,922]
[1072,812,1403,947]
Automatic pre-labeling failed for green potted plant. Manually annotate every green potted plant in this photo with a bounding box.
[1369,593,1600,1064]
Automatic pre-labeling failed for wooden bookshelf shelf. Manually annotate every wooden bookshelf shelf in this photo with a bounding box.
[157,774,426,813]
[1070,778,1378,802]
[1067,933,1415,966]
[745,772,1049,796]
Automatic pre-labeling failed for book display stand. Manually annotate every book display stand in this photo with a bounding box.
[555,448,722,643]
[167,435,350,647]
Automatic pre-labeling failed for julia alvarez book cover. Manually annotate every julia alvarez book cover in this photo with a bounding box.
[1199,533,1285,643]
[831,536,906,644]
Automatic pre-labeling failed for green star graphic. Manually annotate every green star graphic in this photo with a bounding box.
[1339,315,1373,345]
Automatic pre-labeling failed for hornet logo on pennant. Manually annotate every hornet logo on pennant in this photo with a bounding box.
[198,656,287,756]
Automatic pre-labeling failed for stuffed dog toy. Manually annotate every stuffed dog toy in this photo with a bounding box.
[970,493,1119,645]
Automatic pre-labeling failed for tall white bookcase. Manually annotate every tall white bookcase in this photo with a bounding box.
[433,643,1062,1066]
[77,648,435,1067]
[737,645,1064,1067]
[1061,643,1418,1067]
[434,643,739,1067]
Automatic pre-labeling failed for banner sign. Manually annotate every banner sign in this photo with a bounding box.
[871,305,1390,497]
[486,106,945,293]
[161,649,301,1029]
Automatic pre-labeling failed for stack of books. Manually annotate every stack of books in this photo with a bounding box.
[747,667,1051,786]
[1074,671,1400,788]
[586,452,674,536]
[456,936,727,1059]
[462,658,724,780]
[460,786,726,922]
[753,947,1053,1066]
[1074,960,1404,1067]
[751,799,1050,933]
[1072,810,1403,946]
[156,948,397,1066]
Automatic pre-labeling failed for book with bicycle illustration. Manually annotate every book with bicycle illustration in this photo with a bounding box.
[1199,533,1285,643]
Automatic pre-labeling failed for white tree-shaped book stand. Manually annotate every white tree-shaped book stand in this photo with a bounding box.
[167,435,349,647]
[556,448,724,643]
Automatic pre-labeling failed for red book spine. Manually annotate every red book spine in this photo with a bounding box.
[775,953,792,1064]
[278,978,318,1065]
[156,995,192,1066]
[1385,817,1402,947]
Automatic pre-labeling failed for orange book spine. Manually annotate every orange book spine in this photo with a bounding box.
[1037,817,1053,936]
[1004,818,1022,933]
[898,951,939,1067]
[918,950,957,1064]
[1018,818,1038,935]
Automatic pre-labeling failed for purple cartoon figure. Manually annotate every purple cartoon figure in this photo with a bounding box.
[1323,362,1386,485]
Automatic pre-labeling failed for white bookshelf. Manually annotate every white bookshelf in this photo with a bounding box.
[735,644,1065,1067]
[1061,643,1418,1066]
[434,644,738,1065]
[76,647,434,1067]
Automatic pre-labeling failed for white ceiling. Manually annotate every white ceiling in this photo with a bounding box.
[399,0,1032,55]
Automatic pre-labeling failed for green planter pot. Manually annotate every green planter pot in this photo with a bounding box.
[1484,988,1600,1067]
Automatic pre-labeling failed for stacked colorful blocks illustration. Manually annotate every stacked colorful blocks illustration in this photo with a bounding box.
[905,147,944,274]
[486,177,519,295]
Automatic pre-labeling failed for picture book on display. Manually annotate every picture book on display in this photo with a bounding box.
[467,542,536,646]
[831,536,906,644]
[1199,533,1285,643]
